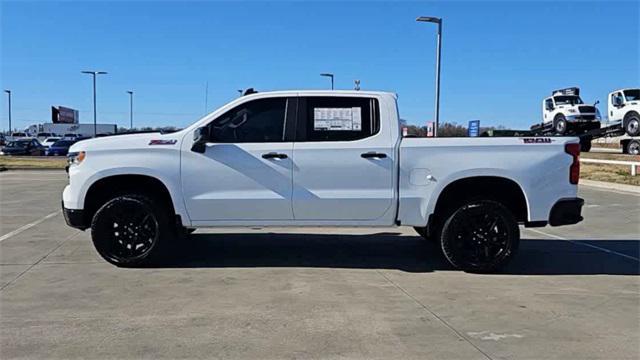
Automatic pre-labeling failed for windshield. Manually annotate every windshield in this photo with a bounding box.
[11,132,26,137]
[553,95,584,105]
[52,140,74,147]
[624,89,640,101]
[7,140,30,148]
[45,138,60,143]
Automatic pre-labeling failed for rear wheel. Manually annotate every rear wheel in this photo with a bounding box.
[91,194,174,267]
[440,200,519,273]
[627,140,640,156]
[624,112,640,136]
[554,115,567,135]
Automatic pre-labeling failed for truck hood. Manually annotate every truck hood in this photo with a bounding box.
[69,132,183,153]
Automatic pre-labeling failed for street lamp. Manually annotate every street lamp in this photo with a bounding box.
[416,16,442,137]
[3,90,11,134]
[320,73,334,90]
[126,91,134,129]
[81,70,108,137]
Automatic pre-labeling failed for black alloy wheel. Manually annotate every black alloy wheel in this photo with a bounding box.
[440,200,519,273]
[91,195,170,267]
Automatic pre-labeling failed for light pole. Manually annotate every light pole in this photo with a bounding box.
[3,90,11,134]
[126,91,134,129]
[416,16,442,137]
[81,70,108,136]
[320,73,334,90]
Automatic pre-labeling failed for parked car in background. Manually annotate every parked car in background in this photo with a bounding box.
[0,138,46,156]
[41,137,62,149]
[10,132,28,140]
[45,139,76,156]
[0,133,6,146]
[37,132,55,141]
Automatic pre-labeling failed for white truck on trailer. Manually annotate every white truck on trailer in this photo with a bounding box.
[536,87,600,135]
[607,89,639,155]
[62,90,584,272]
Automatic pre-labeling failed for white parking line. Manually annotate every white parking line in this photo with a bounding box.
[526,228,639,262]
[0,210,61,242]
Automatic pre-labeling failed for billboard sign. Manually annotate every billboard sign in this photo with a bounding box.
[52,106,79,124]
[468,120,480,137]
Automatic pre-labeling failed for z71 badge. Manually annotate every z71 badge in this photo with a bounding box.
[149,139,177,145]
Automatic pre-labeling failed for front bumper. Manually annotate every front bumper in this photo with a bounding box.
[62,201,88,230]
[549,198,584,226]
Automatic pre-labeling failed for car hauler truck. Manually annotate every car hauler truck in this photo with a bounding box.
[62,90,584,273]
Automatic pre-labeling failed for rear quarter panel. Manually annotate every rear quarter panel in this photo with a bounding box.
[398,137,579,226]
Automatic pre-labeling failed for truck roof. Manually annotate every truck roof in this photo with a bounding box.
[240,90,398,98]
[611,88,639,93]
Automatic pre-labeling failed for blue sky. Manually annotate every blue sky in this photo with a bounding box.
[1,1,638,131]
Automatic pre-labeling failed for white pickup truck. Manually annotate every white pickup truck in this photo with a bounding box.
[62,90,584,272]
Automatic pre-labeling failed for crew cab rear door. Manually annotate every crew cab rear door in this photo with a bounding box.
[291,96,395,221]
[181,96,296,222]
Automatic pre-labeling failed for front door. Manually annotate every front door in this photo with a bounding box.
[291,96,395,221]
[182,96,296,222]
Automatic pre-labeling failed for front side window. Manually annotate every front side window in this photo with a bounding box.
[298,97,379,141]
[545,98,554,110]
[612,92,624,105]
[209,98,287,143]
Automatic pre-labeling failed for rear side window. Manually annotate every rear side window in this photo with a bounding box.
[297,97,380,141]
[209,97,288,143]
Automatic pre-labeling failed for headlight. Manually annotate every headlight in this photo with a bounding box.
[67,151,86,166]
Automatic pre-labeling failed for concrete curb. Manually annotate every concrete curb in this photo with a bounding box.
[580,179,640,194]
[0,167,65,171]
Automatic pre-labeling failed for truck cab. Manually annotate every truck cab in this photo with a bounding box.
[542,87,600,135]
[608,88,640,136]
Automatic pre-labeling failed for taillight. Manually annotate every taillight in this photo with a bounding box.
[565,143,580,184]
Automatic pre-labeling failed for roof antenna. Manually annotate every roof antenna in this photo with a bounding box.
[354,80,361,91]
[243,88,258,96]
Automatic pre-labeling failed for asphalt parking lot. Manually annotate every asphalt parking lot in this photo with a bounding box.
[1,170,638,359]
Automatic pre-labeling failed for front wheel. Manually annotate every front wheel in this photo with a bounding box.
[91,194,174,267]
[624,113,640,136]
[440,200,519,273]
[554,115,567,135]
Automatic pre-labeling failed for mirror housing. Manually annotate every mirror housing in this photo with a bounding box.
[191,126,209,153]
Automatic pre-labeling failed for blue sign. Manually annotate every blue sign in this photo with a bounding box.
[468,120,480,137]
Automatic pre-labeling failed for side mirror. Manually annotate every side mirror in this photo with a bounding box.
[191,126,210,153]
[594,100,600,106]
